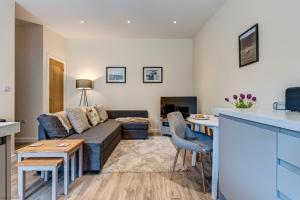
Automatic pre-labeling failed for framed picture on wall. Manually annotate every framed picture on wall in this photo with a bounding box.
[106,67,126,83]
[239,24,259,67]
[143,67,163,83]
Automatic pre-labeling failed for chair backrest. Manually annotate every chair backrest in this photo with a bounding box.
[167,112,187,139]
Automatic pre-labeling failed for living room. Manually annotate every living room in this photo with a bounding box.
[1,0,300,200]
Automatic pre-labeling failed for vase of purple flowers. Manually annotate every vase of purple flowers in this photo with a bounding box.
[225,93,257,109]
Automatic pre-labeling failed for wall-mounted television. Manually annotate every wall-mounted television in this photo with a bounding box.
[160,96,197,119]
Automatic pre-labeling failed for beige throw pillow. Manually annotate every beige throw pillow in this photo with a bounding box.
[66,108,91,133]
[94,105,108,122]
[86,107,101,126]
[54,111,73,133]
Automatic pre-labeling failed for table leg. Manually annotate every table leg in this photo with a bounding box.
[71,154,75,182]
[63,154,69,195]
[78,145,83,177]
[17,153,22,162]
[192,151,197,167]
[211,127,219,200]
[18,168,25,200]
[44,171,49,182]
[41,171,45,179]
[52,167,58,200]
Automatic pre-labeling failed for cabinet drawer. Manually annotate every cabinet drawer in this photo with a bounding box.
[278,132,300,167]
[277,165,300,199]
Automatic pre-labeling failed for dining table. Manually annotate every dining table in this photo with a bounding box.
[186,115,219,200]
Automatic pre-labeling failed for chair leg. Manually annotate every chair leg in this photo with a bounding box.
[171,149,180,179]
[183,149,186,166]
[199,153,206,193]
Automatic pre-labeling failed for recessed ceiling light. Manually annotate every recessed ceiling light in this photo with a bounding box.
[80,20,85,24]
[127,20,131,24]
[173,20,177,24]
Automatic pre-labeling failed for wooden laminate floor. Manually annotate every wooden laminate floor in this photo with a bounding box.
[12,141,211,200]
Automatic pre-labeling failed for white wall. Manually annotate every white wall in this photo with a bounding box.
[0,0,15,152]
[193,0,300,114]
[43,27,66,113]
[66,39,193,129]
[15,20,44,143]
[14,19,66,142]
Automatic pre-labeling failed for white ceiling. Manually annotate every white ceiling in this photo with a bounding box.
[16,0,225,39]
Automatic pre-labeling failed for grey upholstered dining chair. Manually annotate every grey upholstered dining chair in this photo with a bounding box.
[167,112,213,193]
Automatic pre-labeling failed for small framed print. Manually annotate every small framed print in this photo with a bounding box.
[106,67,126,83]
[239,24,259,67]
[143,67,163,83]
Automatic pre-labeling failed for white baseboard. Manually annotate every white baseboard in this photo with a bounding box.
[15,137,38,144]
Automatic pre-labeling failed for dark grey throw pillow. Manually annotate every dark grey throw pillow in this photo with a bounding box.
[37,114,69,139]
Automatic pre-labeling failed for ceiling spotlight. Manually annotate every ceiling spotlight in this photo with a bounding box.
[127,20,131,24]
[173,20,177,24]
[80,20,85,24]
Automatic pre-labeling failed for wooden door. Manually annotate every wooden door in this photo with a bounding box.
[49,58,64,113]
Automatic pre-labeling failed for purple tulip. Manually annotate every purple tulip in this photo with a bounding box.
[233,95,238,100]
[240,93,245,99]
[225,98,229,102]
[252,97,257,101]
[247,94,252,99]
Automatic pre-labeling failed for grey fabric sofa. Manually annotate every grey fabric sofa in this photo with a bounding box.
[38,110,149,173]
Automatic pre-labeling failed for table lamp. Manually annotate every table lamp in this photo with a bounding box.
[76,79,93,106]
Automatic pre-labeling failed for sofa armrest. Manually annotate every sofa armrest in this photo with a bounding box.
[38,124,49,140]
[107,110,148,119]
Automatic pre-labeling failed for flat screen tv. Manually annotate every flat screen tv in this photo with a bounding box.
[161,96,197,119]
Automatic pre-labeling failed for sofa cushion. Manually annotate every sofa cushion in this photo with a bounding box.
[94,105,108,122]
[54,111,73,133]
[66,108,91,133]
[67,119,121,149]
[86,107,101,126]
[37,114,69,139]
[121,122,149,130]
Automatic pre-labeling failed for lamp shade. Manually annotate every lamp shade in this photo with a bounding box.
[76,79,93,90]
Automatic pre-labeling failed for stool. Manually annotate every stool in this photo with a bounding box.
[41,153,76,182]
[17,158,63,200]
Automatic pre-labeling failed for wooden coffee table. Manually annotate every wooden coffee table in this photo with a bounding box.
[16,139,84,195]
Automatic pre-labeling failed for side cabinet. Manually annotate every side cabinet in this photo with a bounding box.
[277,129,300,199]
[0,142,6,198]
[219,115,279,200]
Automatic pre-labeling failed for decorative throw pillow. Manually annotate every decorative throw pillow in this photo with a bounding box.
[66,108,91,133]
[54,111,73,133]
[94,105,108,122]
[37,114,69,139]
[81,106,88,114]
[86,107,101,126]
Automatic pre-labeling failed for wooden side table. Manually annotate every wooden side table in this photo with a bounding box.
[16,139,84,195]
[17,158,63,200]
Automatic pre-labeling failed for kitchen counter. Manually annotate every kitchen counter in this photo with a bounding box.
[215,107,300,132]
[0,122,20,199]
[0,122,20,137]
[216,107,300,200]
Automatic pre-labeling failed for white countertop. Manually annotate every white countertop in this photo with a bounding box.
[215,108,300,132]
[0,122,21,137]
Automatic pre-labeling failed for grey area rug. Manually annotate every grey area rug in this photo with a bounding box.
[102,136,188,173]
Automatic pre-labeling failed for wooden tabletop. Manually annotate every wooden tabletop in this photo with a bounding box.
[16,139,84,154]
[17,158,64,167]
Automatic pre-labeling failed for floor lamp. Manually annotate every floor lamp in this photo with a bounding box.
[76,79,93,107]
